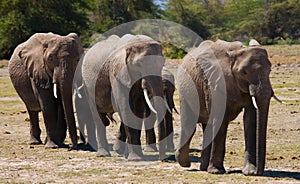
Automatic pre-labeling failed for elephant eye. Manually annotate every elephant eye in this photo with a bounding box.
[243,70,247,75]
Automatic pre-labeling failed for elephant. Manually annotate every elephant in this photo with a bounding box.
[80,34,167,161]
[9,32,83,149]
[114,66,177,153]
[175,39,281,176]
[143,67,177,152]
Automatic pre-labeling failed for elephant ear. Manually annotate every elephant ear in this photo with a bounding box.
[111,48,132,88]
[19,34,51,88]
[224,48,246,101]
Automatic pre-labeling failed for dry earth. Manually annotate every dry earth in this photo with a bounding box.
[0,45,299,183]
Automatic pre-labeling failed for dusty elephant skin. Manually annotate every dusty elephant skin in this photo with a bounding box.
[175,39,275,176]
[115,67,177,153]
[9,33,83,149]
[81,34,166,161]
[144,67,177,152]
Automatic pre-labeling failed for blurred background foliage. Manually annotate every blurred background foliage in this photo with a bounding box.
[0,0,300,59]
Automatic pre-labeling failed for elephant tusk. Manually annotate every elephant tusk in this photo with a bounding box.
[74,83,82,99]
[53,83,58,98]
[252,96,258,109]
[173,106,179,114]
[143,89,157,114]
[164,96,172,114]
[273,94,284,104]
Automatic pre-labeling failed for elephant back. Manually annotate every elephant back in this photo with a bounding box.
[82,35,120,82]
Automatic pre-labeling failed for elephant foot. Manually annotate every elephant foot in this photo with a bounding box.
[242,163,257,176]
[28,137,42,145]
[127,152,143,161]
[175,149,191,167]
[44,140,60,149]
[96,148,111,157]
[113,140,126,155]
[200,162,209,171]
[143,144,158,152]
[207,165,226,174]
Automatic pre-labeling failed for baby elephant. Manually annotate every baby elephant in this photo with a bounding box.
[114,67,178,154]
[143,67,177,152]
[9,33,83,149]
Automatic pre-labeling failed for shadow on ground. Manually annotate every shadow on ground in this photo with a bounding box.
[228,169,300,180]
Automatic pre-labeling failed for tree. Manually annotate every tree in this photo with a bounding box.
[89,0,160,33]
[163,0,210,39]
[0,0,88,59]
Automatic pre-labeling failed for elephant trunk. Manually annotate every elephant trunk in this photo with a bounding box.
[60,75,78,149]
[255,98,270,175]
[142,77,166,159]
[249,81,272,176]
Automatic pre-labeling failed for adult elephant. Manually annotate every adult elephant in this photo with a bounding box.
[9,33,83,149]
[175,39,281,176]
[143,67,178,152]
[81,34,166,161]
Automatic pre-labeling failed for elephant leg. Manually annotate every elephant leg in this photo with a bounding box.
[38,92,61,148]
[113,122,127,155]
[95,113,111,157]
[75,98,97,147]
[242,106,257,175]
[165,111,175,152]
[200,123,211,171]
[158,118,167,160]
[78,129,86,145]
[28,110,42,145]
[144,110,157,152]
[124,123,143,161]
[57,100,67,144]
[144,128,157,152]
[207,120,229,174]
[175,101,196,167]
[86,120,96,146]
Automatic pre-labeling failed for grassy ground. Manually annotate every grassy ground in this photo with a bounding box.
[0,45,299,183]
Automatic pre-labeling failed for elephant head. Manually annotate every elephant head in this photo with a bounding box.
[111,35,166,117]
[18,32,83,148]
[229,40,273,175]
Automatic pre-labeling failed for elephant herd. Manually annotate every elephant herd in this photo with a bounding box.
[8,32,282,176]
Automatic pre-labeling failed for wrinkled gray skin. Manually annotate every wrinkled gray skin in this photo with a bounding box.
[144,67,176,152]
[175,40,273,176]
[81,34,165,160]
[9,33,83,149]
[115,67,177,153]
